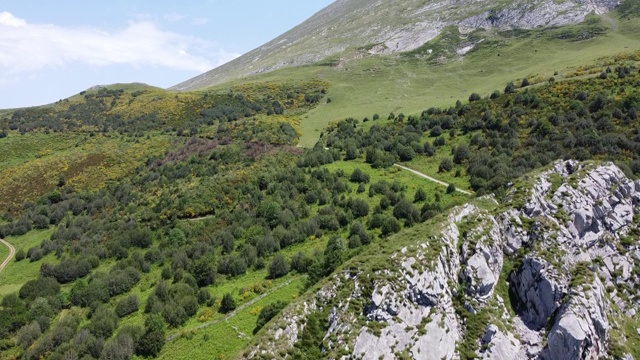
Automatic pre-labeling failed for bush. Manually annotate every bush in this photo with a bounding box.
[268,254,290,279]
[254,301,288,334]
[414,188,427,203]
[219,293,236,314]
[136,315,165,357]
[116,295,140,318]
[15,248,26,262]
[453,144,470,164]
[438,158,454,172]
[351,198,369,218]
[381,216,401,236]
[349,168,370,183]
[468,93,481,102]
[90,305,119,338]
[19,276,60,300]
[504,82,516,94]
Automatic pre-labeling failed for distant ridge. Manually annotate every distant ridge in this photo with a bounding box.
[171,0,620,91]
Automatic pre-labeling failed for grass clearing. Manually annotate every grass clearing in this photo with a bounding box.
[323,158,469,208]
[0,228,56,298]
[159,276,305,360]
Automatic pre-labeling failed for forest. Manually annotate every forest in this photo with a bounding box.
[0,55,638,359]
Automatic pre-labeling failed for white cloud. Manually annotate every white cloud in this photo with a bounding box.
[0,11,26,27]
[0,12,239,77]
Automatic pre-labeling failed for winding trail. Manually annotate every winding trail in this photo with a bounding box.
[393,164,473,196]
[166,277,298,341]
[0,238,16,273]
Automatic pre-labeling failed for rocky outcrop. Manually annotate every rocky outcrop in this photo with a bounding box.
[509,257,565,329]
[244,160,640,359]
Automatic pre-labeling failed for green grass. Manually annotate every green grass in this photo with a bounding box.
[0,132,87,172]
[0,228,57,299]
[201,14,640,148]
[323,158,469,208]
[400,133,473,191]
[159,276,305,360]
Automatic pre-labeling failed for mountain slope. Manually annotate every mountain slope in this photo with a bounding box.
[245,160,640,359]
[172,0,620,91]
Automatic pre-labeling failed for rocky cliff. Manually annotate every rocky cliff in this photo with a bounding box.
[245,160,640,359]
[172,0,620,91]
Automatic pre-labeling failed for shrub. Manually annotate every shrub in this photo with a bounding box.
[15,248,25,262]
[268,254,290,279]
[468,93,481,102]
[219,293,236,314]
[351,198,369,218]
[439,158,454,172]
[414,188,427,203]
[136,315,165,357]
[381,216,401,236]
[453,144,470,164]
[116,295,140,318]
[504,82,516,94]
[349,168,370,183]
[254,301,288,334]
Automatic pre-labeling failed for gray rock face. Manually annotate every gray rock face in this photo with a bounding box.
[544,276,609,360]
[172,0,621,91]
[509,257,565,329]
[245,161,640,360]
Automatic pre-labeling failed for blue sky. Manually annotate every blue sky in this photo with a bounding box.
[0,1,334,109]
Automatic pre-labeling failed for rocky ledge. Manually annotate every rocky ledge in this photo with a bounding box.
[245,160,640,359]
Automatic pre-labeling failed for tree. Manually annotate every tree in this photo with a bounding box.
[136,315,166,357]
[430,126,443,137]
[381,216,401,236]
[15,248,25,261]
[324,236,344,274]
[453,144,470,164]
[469,93,481,102]
[504,82,516,94]
[350,198,369,218]
[116,295,140,318]
[193,258,216,287]
[349,168,370,183]
[268,254,290,279]
[439,158,454,172]
[219,293,236,314]
[17,321,41,349]
[414,188,427,203]
[521,78,530,87]
[447,184,456,194]
[90,305,119,339]
[291,252,312,273]
[220,232,235,254]
[254,301,288,334]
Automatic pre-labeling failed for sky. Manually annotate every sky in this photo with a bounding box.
[0,0,334,109]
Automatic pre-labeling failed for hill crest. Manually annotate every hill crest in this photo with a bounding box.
[171,0,620,91]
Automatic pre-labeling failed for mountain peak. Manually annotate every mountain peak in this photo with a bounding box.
[171,0,620,91]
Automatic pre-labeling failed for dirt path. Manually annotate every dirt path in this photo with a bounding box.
[166,277,298,341]
[393,164,473,196]
[0,238,16,273]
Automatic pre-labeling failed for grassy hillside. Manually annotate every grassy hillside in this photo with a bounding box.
[202,10,640,147]
[0,48,638,359]
[0,4,639,360]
